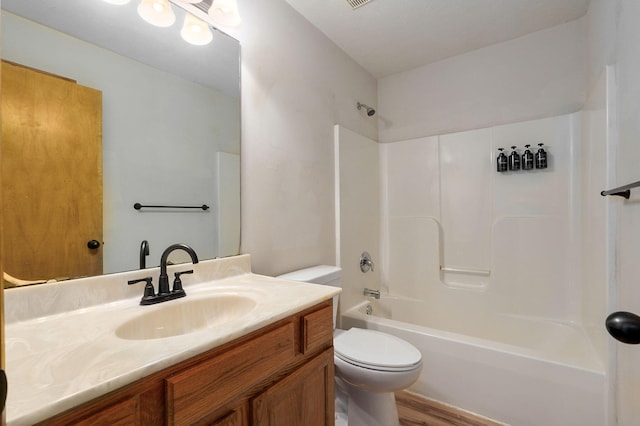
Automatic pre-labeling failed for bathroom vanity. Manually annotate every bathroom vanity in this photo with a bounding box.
[4,255,339,425]
[39,301,333,425]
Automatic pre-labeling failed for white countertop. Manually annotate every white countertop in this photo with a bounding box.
[4,255,339,425]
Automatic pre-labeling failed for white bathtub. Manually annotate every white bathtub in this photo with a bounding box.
[340,296,606,426]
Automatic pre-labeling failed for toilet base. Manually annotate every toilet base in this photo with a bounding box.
[335,378,349,426]
[343,385,400,426]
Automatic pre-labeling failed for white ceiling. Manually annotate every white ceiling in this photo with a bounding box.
[284,0,591,78]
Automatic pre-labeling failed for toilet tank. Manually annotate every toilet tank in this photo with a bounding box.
[277,265,342,287]
[277,265,342,327]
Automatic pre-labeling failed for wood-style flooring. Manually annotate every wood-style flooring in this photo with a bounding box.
[396,391,507,426]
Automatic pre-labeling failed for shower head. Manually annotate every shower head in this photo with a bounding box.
[357,102,376,117]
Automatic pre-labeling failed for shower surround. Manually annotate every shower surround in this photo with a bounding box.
[335,83,610,423]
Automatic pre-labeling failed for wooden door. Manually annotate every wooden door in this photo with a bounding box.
[1,61,103,282]
[252,349,335,426]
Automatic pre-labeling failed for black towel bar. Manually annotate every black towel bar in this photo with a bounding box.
[134,203,209,211]
[601,179,640,199]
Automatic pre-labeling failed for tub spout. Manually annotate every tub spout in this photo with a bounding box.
[363,288,380,299]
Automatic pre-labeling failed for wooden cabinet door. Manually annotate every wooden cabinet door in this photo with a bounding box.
[166,323,295,425]
[210,403,249,426]
[1,60,103,282]
[252,349,335,426]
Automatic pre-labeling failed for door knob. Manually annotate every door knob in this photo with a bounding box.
[87,239,101,249]
[606,311,640,344]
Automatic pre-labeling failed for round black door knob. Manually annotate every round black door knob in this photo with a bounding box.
[87,240,101,249]
[606,311,640,344]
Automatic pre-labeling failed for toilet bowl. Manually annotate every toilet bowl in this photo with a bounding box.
[334,328,422,391]
[277,266,423,426]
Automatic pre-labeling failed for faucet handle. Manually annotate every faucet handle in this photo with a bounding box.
[360,251,374,273]
[128,277,156,302]
[172,270,193,296]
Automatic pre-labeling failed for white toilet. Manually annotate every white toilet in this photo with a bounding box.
[278,265,422,426]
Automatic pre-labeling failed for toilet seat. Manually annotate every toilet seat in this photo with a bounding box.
[334,328,422,372]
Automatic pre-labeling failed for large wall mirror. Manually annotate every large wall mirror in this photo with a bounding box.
[1,0,241,287]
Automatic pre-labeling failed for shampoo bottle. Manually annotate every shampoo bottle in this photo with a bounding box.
[535,143,548,169]
[508,146,520,171]
[522,144,534,170]
[496,148,508,172]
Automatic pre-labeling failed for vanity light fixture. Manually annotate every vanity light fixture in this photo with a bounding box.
[208,0,242,27]
[137,0,176,27]
[181,13,213,45]
[118,0,241,46]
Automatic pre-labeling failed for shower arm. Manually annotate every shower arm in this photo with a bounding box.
[601,179,640,199]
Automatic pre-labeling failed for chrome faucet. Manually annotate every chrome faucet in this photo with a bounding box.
[158,243,199,296]
[363,288,380,299]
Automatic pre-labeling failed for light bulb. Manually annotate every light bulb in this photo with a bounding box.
[208,0,241,27]
[137,0,176,27]
[181,13,213,45]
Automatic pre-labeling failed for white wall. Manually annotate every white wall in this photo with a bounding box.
[586,0,617,93]
[600,1,640,424]
[378,17,587,143]
[2,12,240,273]
[584,1,640,424]
[233,0,378,276]
[580,69,610,383]
[334,125,380,322]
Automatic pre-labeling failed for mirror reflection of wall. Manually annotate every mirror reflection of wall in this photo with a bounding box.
[1,3,240,286]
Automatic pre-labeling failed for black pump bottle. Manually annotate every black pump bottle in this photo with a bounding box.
[496,148,508,172]
[508,146,520,171]
[535,143,548,169]
[522,144,534,170]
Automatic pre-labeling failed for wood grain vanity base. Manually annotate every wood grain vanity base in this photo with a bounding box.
[396,391,506,426]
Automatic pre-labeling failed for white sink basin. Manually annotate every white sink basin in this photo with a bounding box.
[115,295,257,340]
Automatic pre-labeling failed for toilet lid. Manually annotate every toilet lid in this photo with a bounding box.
[334,328,422,372]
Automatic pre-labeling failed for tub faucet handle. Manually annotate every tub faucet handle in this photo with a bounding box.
[360,251,374,273]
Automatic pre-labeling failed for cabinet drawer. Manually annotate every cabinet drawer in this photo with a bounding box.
[301,304,333,354]
[166,322,295,425]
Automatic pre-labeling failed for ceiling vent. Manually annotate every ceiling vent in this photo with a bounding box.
[345,0,374,10]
